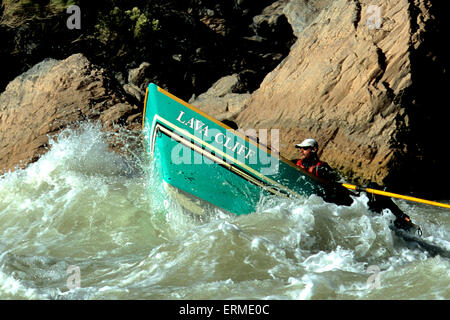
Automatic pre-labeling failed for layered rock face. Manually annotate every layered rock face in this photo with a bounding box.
[0,0,448,198]
[234,0,449,197]
[0,54,140,173]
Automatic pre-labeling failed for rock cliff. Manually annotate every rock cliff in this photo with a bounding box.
[233,0,449,197]
[0,0,448,198]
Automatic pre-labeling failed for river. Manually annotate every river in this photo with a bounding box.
[0,123,448,300]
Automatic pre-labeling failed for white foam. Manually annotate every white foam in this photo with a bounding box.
[0,270,42,299]
[1,122,449,300]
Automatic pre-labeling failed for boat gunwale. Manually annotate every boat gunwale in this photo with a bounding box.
[154,85,328,185]
[152,122,293,199]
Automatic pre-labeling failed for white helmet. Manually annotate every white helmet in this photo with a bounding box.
[295,138,318,149]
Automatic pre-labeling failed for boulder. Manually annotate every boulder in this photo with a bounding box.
[251,0,290,39]
[189,74,251,121]
[283,0,333,37]
[123,61,151,102]
[0,53,140,173]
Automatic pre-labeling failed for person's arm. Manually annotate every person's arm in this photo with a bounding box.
[366,182,421,233]
[316,162,355,206]
[316,162,339,183]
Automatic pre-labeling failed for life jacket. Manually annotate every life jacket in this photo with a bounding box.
[296,158,323,177]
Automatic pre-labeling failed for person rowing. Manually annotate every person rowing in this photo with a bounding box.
[294,138,420,233]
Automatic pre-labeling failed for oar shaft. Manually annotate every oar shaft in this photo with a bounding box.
[342,183,450,209]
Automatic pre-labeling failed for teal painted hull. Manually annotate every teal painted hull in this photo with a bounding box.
[142,83,328,215]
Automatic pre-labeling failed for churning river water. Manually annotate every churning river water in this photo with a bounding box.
[0,123,449,300]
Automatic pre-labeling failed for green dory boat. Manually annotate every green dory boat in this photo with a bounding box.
[142,83,350,216]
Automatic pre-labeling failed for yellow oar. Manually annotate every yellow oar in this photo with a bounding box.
[342,183,450,209]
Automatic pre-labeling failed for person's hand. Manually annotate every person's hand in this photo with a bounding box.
[394,214,422,236]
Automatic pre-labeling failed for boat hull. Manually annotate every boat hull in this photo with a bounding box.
[142,83,328,215]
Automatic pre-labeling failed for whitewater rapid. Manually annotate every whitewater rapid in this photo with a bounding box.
[0,123,448,299]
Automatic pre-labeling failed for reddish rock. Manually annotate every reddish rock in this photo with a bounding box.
[0,54,141,173]
[235,0,448,196]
